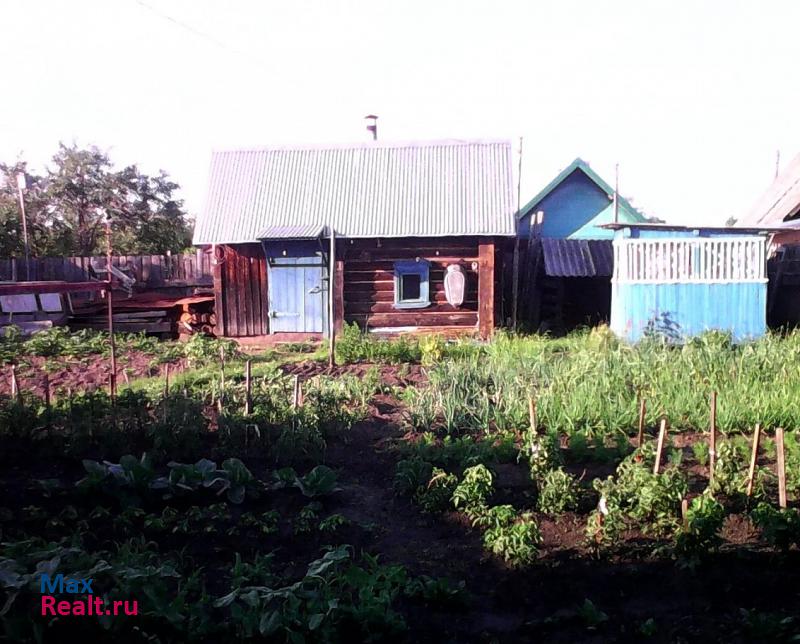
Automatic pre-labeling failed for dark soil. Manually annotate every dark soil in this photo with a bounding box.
[0,353,182,399]
[281,360,428,388]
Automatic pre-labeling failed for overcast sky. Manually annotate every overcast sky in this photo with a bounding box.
[2,0,799,225]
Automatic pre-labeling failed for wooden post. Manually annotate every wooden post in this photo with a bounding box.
[709,392,717,483]
[528,395,537,434]
[292,375,300,409]
[43,372,50,410]
[636,397,646,447]
[328,225,336,368]
[653,418,667,475]
[681,498,689,531]
[122,369,130,386]
[745,423,761,498]
[9,365,20,403]
[776,427,787,509]
[511,136,523,330]
[163,363,170,396]
[478,239,496,339]
[244,359,252,416]
[105,218,117,401]
[212,245,226,336]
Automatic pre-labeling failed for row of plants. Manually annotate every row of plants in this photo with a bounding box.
[401,328,800,436]
[0,326,241,372]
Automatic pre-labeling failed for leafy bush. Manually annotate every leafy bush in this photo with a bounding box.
[588,454,688,548]
[751,503,800,550]
[451,464,494,511]
[674,494,725,559]
[537,468,579,514]
[335,322,421,364]
[482,506,541,567]
[416,468,458,514]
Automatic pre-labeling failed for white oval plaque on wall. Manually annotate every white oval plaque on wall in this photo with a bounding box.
[444,264,466,307]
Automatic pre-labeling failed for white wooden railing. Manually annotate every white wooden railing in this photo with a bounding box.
[613,237,767,284]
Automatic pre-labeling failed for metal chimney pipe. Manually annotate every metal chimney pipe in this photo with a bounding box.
[364,114,378,141]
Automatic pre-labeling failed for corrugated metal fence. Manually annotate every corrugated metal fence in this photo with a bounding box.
[0,251,213,287]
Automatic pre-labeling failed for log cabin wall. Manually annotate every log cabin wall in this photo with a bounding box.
[339,236,499,337]
[213,243,269,337]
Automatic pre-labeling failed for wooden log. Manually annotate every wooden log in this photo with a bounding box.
[709,391,717,483]
[776,427,787,509]
[636,398,646,446]
[653,418,668,475]
[745,423,761,498]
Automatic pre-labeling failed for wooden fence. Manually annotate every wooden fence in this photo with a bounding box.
[0,251,213,287]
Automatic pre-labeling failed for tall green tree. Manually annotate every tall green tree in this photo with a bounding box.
[0,143,192,257]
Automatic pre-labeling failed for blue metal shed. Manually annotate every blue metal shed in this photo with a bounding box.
[607,224,770,342]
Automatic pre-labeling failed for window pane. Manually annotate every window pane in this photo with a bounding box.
[400,273,421,300]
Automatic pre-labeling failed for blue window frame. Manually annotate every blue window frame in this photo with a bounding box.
[393,259,430,309]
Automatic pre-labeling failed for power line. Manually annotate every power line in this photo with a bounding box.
[131,0,272,72]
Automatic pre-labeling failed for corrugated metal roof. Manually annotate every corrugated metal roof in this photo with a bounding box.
[257,224,326,240]
[193,140,515,244]
[541,238,613,277]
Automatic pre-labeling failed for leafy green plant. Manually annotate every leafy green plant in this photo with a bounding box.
[294,465,341,498]
[451,464,494,511]
[482,506,541,567]
[674,494,725,560]
[751,503,800,550]
[416,468,458,514]
[537,468,579,514]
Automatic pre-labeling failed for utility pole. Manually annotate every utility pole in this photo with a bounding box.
[15,173,31,281]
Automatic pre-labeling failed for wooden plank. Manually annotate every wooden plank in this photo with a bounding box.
[0,281,107,295]
[347,289,478,305]
[258,249,269,334]
[745,423,761,497]
[776,427,787,508]
[346,301,476,314]
[241,254,253,336]
[478,238,495,339]
[350,312,478,327]
[653,418,668,474]
[334,257,345,333]
[225,247,240,336]
[70,321,173,333]
[212,246,226,336]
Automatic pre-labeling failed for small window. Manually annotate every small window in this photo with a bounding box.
[393,260,430,309]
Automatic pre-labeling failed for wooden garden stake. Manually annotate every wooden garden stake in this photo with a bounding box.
[681,498,689,531]
[244,360,252,416]
[745,423,761,498]
[122,369,130,386]
[776,427,787,509]
[218,346,225,409]
[43,373,50,410]
[709,391,717,482]
[292,375,301,409]
[636,397,646,446]
[653,418,668,475]
[163,363,170,396]
[528,395,537,435]
[9,365,20,403]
